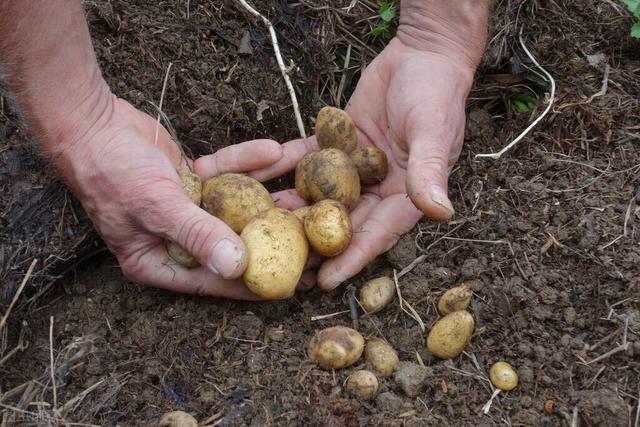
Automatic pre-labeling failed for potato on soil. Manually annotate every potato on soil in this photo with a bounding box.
[202,173,274,233]
[158,411,198,427]
[364,338,399,377]
[437,284,472,315]
[360,276,395,313]
[426,310,475,359]
[178,169,202,205]
[350,147,388,185]
[241,208,308,300]
[292,205,312,222]
[489,361,519,391]
[166,241,199,268]
[315,106,357,153]
[308,326,364,369]
[295,148,360,210]
[347,370,379,399]
[304,200,352,257]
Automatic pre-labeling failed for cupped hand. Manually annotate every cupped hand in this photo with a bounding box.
[63,96,286,298]
[253,37,477,290]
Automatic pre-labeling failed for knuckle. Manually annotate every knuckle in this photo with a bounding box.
[176,215,219,258]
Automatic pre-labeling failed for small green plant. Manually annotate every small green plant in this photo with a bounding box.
[511,93,537,114]
[624,0,640,38]
[372,1,399,38]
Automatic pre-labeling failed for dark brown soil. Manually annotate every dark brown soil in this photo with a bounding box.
[2,1,640,426]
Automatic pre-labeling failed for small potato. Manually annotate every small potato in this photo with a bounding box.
[158,411,198,427]
[242,208,308,299]
[437,284,472,315]
[489,362,519,391]
[315,106,357,153]
[426,310,475,359]
[364,338,399,377]
[178,169,202,206]
[166,241,199,268]
[347,370,379,399]
[292,205,312,223]
[350,147,388,185]
[304,200,352,257]
[360,277,395,313]
[308,326,364,369]
[295,149,360,210]
[202,173,274,233]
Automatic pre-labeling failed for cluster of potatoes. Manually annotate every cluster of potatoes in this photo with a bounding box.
[166,106,388,300]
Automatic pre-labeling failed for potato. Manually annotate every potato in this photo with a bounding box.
[489,362,518,391]
[308,326,364,369]
[166,241,199,268]
[350,147,388,185]
[364,338,399,377]
[202,173,274,233]
[178,169,202,205]
[360,277,395,313]
[241,208,308,299]
[426,310,475,359]
[315,106,357,153]
[304,200,352,257]
[295,149,360,210]
[292,205,312,223]
[437,284,472,315]
[346,370,379,399]
[158,411,198,427]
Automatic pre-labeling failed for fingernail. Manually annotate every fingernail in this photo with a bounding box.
[427,185,454,217]
[209,238,246,279]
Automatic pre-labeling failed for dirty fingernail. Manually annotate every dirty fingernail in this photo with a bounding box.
[427,185,454,217]
[209,238,246,279]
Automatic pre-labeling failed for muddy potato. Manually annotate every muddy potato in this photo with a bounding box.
[293,205,312,223]
[295,148,360,210]
[241,208,308,299]
[308,326,364,369]
[166,241,199,268]
[437,284,472,315]
[426,310,475,359]
[178,169,202,205]
[304,200,352,257]
[158,411,198,427]
[347,370,379,399]
[360,276,395,313]
[351,147,388,185]
[315,106,357,153]
[364,338,399,377]
[202,173,274,233]
[489,362,519,391]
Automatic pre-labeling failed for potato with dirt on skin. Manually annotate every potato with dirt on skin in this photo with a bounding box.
[437,284,472,315]
[308,326,364,369]
[426,310,475,359]
[292,205,312,223]
[304,200,352,257]
[364,338,399,377]
[241,208,308,300]
[347,370,379,399]
[158,411,198,427]
[166,169,202,268]
[202,173,274,233]
[295,148,360,210]
[166,241,199,268]
[315,106,357,153]
[489,361,519,391]
[351,147,388,185]
[359,276,395,313]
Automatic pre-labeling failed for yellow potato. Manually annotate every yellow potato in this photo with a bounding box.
[295,149,360,210]
[437,284,472,315]
[364,338,399,377]
[350,147,388,185]
[166,241,199,268]
[178,169,202,206]
[346,370,379,399]
[241,208,308,299]
[202,173,274,233]
[308,326,364,369]
[158,411,198,427]
[489,362,519,391]
[304,200,352,257]
[359,277,395,313]
[315,106,357,153]
[426,310,475,359]
[292,205,312,223]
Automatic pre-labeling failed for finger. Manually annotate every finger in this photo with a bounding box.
[250,136,319,182]
[317,193,422,290]
[296,269,317,291]
[272,189,308,210]
[350,193,382,231]
[121,244,260,300]
[194,139,283,181]
[305,252,323,269]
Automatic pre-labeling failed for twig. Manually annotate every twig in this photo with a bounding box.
[154,62,173,146]
[475,27,556,160]
[582,342,629,365]
[586,64,610,104]
[0,258,38,332]
[481,389,501,415]
[393,270,425,332]
[236,0,306,138]
[571,405,579,427]
[310,310,350,321]
[336,44,352,108]
[49,315,57,410]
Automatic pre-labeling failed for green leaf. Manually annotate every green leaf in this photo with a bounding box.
[513,100,529,113]
[632,21,640,38]
[625,0,640,16]
[380,4,396,22]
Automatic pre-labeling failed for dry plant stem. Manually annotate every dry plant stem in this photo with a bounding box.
[236,0,306,138]
[310,310,350,321]
[481,388,501,415]
[0,258,38,332]
[475,28,556,160]
[393,270,425,332]
[49,316,57,411]
[154,62,173,146]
